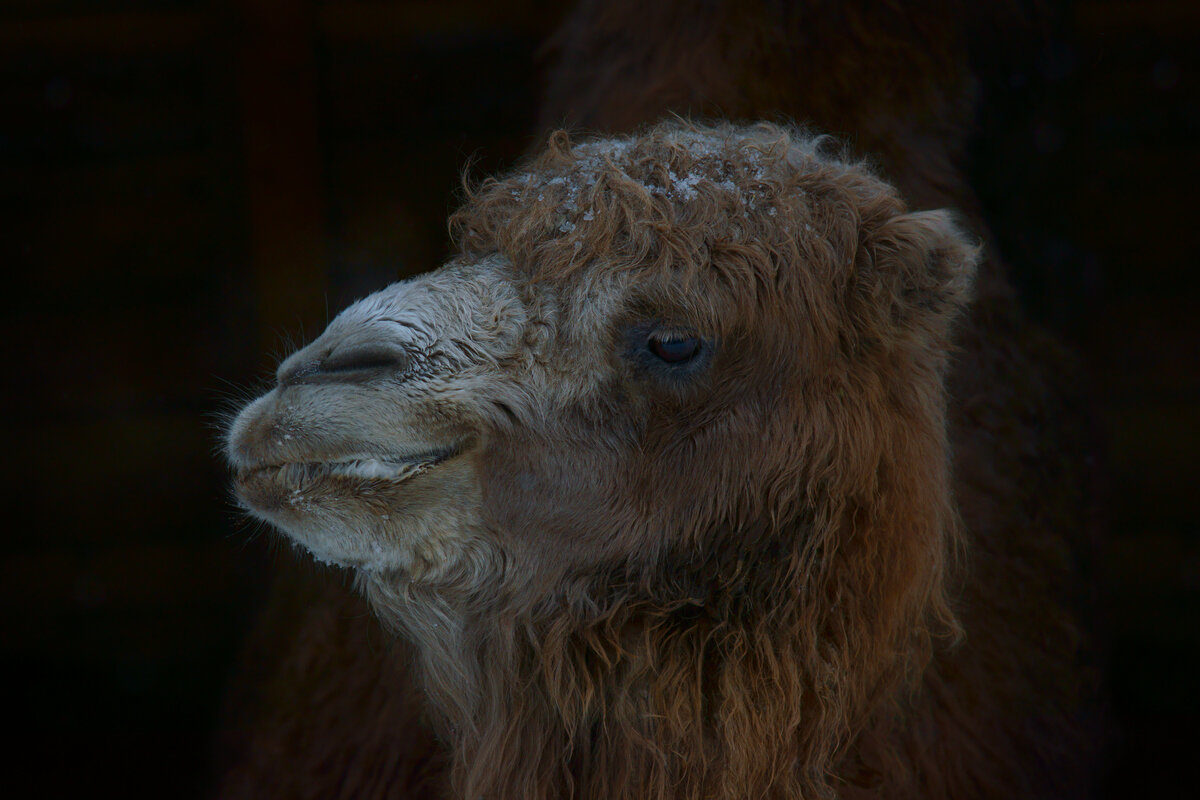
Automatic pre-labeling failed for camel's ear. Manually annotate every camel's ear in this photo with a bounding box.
[866,209,980,330]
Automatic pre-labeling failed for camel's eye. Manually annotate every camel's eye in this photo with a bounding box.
[623,322,712,381]
[648,335,702,364]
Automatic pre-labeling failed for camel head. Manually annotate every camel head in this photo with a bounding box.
[226,122,978,792]
[229,117,978,598]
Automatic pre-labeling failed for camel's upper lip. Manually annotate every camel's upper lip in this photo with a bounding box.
[237,445,460,484]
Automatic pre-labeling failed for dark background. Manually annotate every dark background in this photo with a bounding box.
[1,1,1195,797]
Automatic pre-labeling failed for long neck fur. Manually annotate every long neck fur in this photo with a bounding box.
[366,508,958,797]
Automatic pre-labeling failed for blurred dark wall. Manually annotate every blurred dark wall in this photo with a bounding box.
[0,1,1195,797]
[967,6,1199,794]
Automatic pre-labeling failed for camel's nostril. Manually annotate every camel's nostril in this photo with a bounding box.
[321,347,408,376]
[280,346,409,386]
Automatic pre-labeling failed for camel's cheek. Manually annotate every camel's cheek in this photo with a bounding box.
[369,458,493,579]
[475,437,644,568]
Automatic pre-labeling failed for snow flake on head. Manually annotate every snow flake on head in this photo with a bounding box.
[666,169,704,201]
[515,140,626,215]
[506,126,799,243]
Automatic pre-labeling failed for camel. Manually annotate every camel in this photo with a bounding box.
[224,121,1099,799]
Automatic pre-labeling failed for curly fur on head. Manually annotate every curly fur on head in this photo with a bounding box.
[340,121,976,800]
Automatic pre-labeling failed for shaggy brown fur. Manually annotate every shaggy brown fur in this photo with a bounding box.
[214,5,1100,800]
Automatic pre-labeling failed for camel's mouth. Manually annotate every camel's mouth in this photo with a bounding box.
[243,448,457,482]
[234,446,462,512]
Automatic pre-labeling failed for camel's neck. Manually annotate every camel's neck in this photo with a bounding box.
[361,476,955,800]
[365,562,857,800]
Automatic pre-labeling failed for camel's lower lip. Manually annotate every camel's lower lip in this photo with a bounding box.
[235,447,459,499]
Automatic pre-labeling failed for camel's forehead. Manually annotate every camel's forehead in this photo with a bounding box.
[452,124,869,296]
[444,123,902,341]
